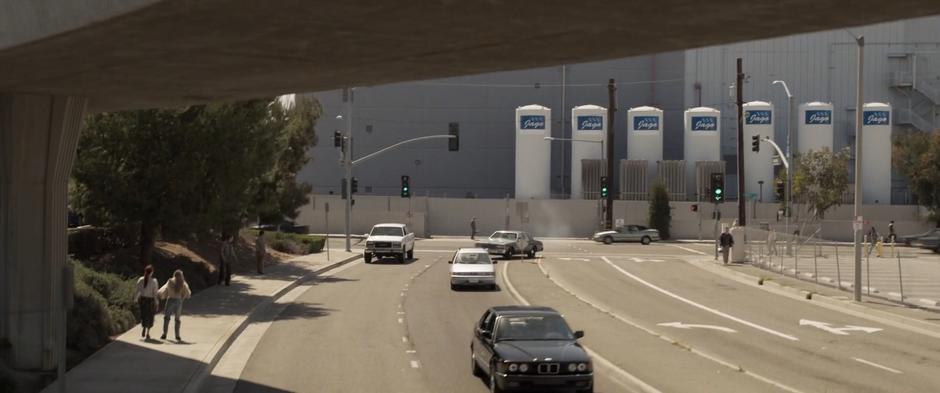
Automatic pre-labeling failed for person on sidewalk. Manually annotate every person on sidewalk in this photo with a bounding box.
[255,230,266,275]
[218,234,235,286]
[135,265,159,340]
[867,226,879,257]
[719,227,734,265]
[888,220,896,244]
[767,227,777,256]
[158,269,192,342]
[470,217,477,240]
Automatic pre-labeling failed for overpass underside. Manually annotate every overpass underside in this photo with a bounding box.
[2,0,940,371]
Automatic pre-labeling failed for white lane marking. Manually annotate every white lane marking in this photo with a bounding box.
[798,319,882,336]
[559,257,591,261]
[601,256,799,341]
[657,322,737,333]
[401,336,408,343]
[405,350,417,354]
[852,357,902,374]
[668,244,708,255]
[398,318,404,324]
[631,257,664,263]
[501,262,664,393]
[534,260,805,393]
[410,360,421,369]
[397,311,405,315]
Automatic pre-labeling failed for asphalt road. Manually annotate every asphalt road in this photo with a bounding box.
[235,238,940,392]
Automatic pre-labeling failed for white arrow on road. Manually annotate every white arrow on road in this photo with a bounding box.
[657,322,737,333]
[798,319,882,336]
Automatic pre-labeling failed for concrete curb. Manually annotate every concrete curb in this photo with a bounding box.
[181,253,361,393]
[686,257,940,340]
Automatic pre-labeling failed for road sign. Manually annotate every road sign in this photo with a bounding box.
[853,216,863,231]
[615,218,624,228]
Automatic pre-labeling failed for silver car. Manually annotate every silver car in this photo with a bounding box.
[592,225,660,245]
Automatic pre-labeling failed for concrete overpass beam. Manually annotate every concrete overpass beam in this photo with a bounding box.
[0,94,87,370]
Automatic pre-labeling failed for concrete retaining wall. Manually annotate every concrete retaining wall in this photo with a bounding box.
[296,195,931,241]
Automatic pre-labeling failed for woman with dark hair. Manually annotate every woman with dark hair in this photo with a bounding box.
[158,269,192,342]
[135,265,160,339]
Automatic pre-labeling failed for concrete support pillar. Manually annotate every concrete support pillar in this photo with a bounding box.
[1,94,87,370]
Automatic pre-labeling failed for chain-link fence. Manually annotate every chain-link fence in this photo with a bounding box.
[738,226,940,309]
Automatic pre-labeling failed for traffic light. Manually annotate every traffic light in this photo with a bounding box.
[709,173,724,203]
[751,134,760,152]
[401,175,411,198]
[334,130,343,148]
[600,176,609,198]
[340,178,347,199]
[775,179,785,200]
[351,177,359,194]
[448,122,459,152]
[691,204,698,212]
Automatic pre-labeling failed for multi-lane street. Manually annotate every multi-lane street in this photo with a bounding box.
[233,238,940,393]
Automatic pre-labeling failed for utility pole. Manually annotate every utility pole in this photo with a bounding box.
[605,79,616,230]
[852,34,865,302]
[736,58,746,227]
[344,87,353,252]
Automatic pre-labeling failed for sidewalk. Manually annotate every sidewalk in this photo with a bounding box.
[43,251,360,393]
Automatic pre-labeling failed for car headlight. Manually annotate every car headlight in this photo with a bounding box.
[567,363,577,372]
[518,363,529,372]
[577,362,589,372]
[508,363,519,372]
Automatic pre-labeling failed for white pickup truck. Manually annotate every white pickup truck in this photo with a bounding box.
[364,223,415,264]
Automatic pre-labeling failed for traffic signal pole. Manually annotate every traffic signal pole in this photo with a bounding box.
[344,88,353,252]
[605,79,616,230]
[735,58,746,227]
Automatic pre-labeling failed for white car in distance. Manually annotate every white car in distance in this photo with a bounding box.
[449,248,497,291]
[364,223,415,264]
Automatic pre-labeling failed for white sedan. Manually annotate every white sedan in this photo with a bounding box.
[449,248,497,290]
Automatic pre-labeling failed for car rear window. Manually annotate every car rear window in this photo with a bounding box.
[455,252,492,264]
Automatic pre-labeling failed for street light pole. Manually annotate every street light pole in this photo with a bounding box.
[343,87,353,252]
[851,33,865,302]
[772,80,794,253]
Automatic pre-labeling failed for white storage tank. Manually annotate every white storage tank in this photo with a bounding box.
[514,105,551,199]
[683,107,721,199]
[570,105,607,199]
[862,103,892,204]
[627,106,663,185]
[798,102,834,154]
[743,101,776,201]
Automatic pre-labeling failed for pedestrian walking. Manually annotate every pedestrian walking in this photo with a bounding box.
[218,234,235,286]
[867,226,878,257]
[255,230,266,275]
[767,228,777,256]
[158,269,192,342]
[719,227,734,265]
[888,220,896,244]
[135,265,159,340]
[470,217,477,240]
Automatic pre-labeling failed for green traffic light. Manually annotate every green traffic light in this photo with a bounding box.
[715,189,722,195]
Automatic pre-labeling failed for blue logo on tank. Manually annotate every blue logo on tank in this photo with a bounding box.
[519,115,546,130]
[633,116,660,131]
[745,110,771,125]
[576,115,604,130]
[863,111,889,126]
[691,116,717,131]
[805,110,832,125]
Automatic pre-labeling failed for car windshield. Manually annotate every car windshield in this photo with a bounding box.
[455,252,492,264]
[494,315,574,341]
[490,232,517,240]
[371,226,404,237]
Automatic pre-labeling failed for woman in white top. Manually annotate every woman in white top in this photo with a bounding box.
[135,265,159,340]
[158,269,192,342]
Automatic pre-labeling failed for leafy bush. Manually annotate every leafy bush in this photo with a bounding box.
[648,182,672,240]
[246,230,324,255]
[67,260,138,354]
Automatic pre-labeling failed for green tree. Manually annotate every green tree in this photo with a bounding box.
[893,130,940,226]
[791,148,850,220]
[648,182,671,240]
[71,97,320,263]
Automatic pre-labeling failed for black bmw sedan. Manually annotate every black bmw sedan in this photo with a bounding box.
[470,306,593,393]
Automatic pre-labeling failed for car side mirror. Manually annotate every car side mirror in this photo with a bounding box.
[574,330,584,339]
[481,330,492,340]
[492,259,498,264]
[448,260,453,264]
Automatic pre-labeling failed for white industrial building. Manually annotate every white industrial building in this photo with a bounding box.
[304,16,939,204]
